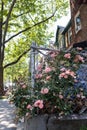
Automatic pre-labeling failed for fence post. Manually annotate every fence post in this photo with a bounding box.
[30,42,36,88]
[35,44,38,73]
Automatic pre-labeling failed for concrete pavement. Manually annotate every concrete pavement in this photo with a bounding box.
[0,99,17,130]
[0,99,24,130]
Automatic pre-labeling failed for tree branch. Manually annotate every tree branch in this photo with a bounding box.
[5,10,56,44]
[15,10,30,18]
[4,47,31,69]
[28,13,36,24]
[3,0,16,43]
[2,20,6,25]
[14,10,32,19]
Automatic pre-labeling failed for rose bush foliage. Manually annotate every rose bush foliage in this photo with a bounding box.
[11,47,87,118]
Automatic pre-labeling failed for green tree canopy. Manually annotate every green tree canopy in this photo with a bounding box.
[0,0,68,95]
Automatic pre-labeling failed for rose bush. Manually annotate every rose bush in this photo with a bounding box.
[11,48,87,119]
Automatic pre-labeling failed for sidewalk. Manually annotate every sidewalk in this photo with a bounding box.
[0,99,24,130]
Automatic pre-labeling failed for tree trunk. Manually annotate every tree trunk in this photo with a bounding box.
[0,1,4,96]
[0,66,4,95]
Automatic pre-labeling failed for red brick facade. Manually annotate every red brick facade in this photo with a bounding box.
[55,1,87,49]
[70,1,87,44]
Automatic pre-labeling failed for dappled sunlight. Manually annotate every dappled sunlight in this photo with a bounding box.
[0,99,16,130]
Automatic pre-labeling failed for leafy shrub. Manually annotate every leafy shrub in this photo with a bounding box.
[11,48,86,118]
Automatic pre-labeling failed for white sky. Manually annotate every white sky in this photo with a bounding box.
[49,10,71,41]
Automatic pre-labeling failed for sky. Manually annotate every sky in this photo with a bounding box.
[50,10,71,41]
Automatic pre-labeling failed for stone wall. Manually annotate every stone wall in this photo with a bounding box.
[24,114,87,130]
[24,115,48,130]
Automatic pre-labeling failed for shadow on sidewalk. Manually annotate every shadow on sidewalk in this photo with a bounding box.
[0,99,17,130]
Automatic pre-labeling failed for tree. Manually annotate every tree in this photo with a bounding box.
[0,0,68,95]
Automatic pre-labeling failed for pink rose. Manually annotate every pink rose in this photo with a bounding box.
[64,75,68,79]
[27,104,33,110]
[69,71,76,78]
[65,69,76,78]
[41,88,49,94]
[59,94,63,99]
[64,53,71,59]
[22,85,27,88]
[59,69,76,79]
[35,74,42,79]
[34,100,44,109]
[59,72,66,78]
[65,69,71,75]
[46,76,51,80]
[78,55,84,63]
[50,52,57,58]
[77,47,83,51]
[37,64,42,71]
[44,67,52,73]
[76,94,80,98]
[74,55,84,63]
[60,68,66,72]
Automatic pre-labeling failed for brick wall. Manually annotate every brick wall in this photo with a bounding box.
[75,5,87,43]
[70,2,87,44]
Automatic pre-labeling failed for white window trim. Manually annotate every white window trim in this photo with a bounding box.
[74,11,81,34]
[68,27,72,45]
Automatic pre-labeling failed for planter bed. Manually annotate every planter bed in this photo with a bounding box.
[24,114,87,130]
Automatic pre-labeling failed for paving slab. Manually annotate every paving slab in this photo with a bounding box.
[0,99,17,130]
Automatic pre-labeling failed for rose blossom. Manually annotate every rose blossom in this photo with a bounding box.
[27,104,33,110]
[69,71,76,78]
[65,69,76,78]
[22,84,27,88]
[76,94,80,98]
[35,74,42,79]
[77,47,83,51]
[64,75,68,79]
[50,52,57,58]
[60,68,66,72]
[34,100,44,109]
[78,55,84,62]
[59,69,76,79]
[65,69,71,75]
[74,55,84,63]
[41,88,49,94]
[64,53,71,59]
[59,72,66,78]
[44,67,52,73]
[59,94,63,99]
[37,64,42,71]
[59,72,68,79]
[46,76,51,80]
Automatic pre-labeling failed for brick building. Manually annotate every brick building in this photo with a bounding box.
[55,0,87,49]
[70,0,87,44]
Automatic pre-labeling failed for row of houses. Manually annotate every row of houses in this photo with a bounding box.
[55,0,87,49]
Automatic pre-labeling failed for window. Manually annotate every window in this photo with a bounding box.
[75,11,81,33]
[68,27,72,45]
[65,34,68,48]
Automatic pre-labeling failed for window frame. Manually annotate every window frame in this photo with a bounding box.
[68,27,72,45]
[74,11,81,34]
